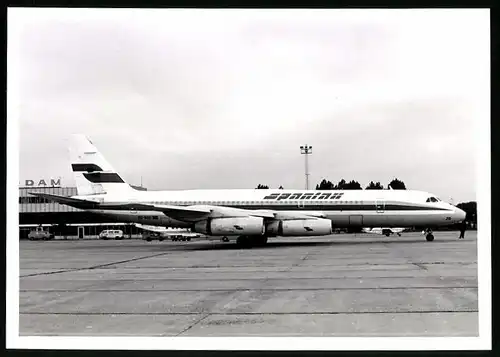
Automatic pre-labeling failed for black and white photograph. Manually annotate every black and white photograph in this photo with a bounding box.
[7,7,490,351]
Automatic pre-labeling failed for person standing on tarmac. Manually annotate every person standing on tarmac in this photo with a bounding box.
[459,220,467,239]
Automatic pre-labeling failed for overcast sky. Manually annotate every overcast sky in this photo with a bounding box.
[10,8,489,202]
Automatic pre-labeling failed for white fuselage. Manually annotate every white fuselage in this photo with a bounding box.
[76,188,464,231]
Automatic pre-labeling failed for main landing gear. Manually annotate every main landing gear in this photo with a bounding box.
[236,235,268,247]
[425,229,434,242]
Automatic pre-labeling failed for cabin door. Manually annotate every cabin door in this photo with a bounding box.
[375,199,385,213]
[348,215,363,226]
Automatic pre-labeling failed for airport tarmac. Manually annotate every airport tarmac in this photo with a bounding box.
[19,231,478,337]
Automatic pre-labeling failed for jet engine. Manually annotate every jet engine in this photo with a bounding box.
[193,216,265,236]
[266,219,332,236]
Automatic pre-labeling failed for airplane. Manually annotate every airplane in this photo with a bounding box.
[30,135,466,247]
[135,223,203,241]
[362,227,406,237]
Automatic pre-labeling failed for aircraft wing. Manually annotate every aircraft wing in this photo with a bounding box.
[164,206,325,221]
[276,211,327,219]
[104,203,323,222]
[100,203,213,221]
[148,205,278,222]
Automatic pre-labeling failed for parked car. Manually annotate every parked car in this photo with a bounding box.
[28,227,54,241]
[99,229,124,240]
[171,235,192,242]
[142,231,164,242]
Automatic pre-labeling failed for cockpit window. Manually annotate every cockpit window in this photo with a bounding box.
[426,197,440,203]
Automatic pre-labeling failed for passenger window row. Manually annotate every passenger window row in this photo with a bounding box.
[149,201,366,205]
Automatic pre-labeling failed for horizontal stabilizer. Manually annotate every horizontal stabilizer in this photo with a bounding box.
[31,193,212,221]
[28,192,100,209]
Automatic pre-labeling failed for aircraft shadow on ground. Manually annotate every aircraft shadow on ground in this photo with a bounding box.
[167,237,461,251]
[47,234,466,251]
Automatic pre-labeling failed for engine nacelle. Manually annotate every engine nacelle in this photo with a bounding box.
[193,216,265,236]
[266,219,332,236]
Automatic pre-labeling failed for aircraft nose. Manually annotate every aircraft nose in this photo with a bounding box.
[454,207,466,222]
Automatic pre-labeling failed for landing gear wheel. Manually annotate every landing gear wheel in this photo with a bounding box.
[255,236,268,246]
[236,236,268,247]
[426,234,434,242]
[236,236,251,248]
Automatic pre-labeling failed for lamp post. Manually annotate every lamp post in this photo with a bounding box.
[300,145,312,190]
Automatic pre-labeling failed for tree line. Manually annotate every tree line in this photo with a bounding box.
[255,178,406,190]
[315,178,407,190]
[456,201,477,224]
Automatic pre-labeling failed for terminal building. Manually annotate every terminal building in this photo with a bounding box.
[19,184,146,239]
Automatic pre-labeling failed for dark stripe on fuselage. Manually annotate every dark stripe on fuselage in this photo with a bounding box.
[228,204,450,211]
[96,202,450,212]
[83,172,125,183]
[72,163,104,172]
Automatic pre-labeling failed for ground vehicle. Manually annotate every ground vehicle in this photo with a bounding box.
[28,227,54,241]
[171,235,191,242]
[138,224,198,242]
[99,229,124,240]
[142,231,164,242]
[141,231,192,242]
[362,227,405,237]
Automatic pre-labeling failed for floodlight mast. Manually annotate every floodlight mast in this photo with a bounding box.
[300,145,312,190]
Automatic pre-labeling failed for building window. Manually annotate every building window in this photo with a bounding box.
[19,197,51,204]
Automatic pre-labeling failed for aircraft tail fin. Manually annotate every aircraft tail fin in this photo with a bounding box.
[69,134,133,196]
